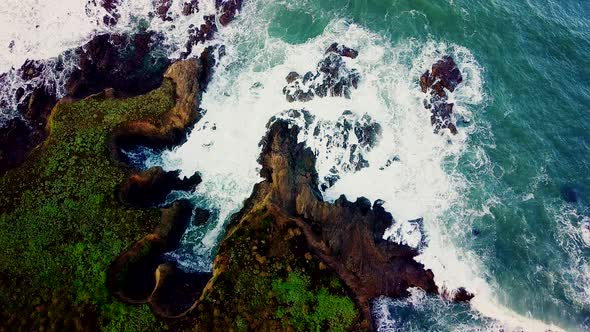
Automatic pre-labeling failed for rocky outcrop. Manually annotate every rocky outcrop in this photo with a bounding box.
[66,32,171,98]
[272,109,382,191]
[0,32,171,174]
[110,58,204,159]
[283,44,360,103]
[166,120,447,329]
[420,56,463,134]
[216,0,244,26]
[107,57,212,318]
[1,0,246,174]
[326,42,359,59]
[254,121,439,325]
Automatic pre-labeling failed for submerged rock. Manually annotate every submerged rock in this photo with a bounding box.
[326,42,359,59]
[420,56,463,135]
[215,0,244,26]
[271,109,382,191]
[283,44,360,103]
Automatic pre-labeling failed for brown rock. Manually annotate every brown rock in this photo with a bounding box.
[420,56,463,135]
[326,42,359,59]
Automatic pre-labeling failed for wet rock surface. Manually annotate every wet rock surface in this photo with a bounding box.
[420,56,463,134]
[66,32,171,98]
[0,0,245,175]
[216,0,244,26]
[326,42,359,59]
[256,121,440,324]
[272,109,382,191]
[283,44,360,103]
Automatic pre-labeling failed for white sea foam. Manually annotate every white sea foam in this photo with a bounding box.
[150,1,566,329]
[0,0,222,126]
[0,0,573,330]
[0,0,219,72]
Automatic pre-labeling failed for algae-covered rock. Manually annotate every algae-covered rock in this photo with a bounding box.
[0,57,203,331]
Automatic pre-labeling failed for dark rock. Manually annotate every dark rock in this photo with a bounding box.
[215,0,243,26]
[193,208,211,226]
[562,185,583,203]
[119,167,202,208]
[285,71,300,84]
[431,56,463,93]
[182,15,217,57]
[182,0,200,15]
[420,56,463,135]
[98,0,122,26]
[451,287,475,302]
[66,32,170,98]
[326,42,359,59]
[153,0,173,21]
[283,51,360,103]
[197,46,217,92]
[20,60,44,80]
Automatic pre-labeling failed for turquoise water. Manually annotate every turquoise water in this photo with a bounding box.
[259,0,590,330]
[2,0,588,330]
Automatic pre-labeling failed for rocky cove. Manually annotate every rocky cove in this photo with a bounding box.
[0,2,474,330]
[0,42,470,332]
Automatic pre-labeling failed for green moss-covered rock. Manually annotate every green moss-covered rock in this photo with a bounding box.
[0,60,196,331]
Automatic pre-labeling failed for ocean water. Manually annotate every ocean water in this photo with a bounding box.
[1,0,590,331]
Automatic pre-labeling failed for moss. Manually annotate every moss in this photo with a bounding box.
[272,272,357,332]
[0,81,175,331]
[190,208,361,332]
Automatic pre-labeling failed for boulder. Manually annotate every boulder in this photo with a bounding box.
[283,50,360,103]
[326,42,359,59]
[420,56,463,135]
[215,0,243,26]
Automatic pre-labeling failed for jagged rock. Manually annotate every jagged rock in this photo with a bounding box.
[153,0,173,21]
[215,0,243,26]
[96,0,122,26]
[182,0,200,16]
[326,42,359,59]
[283,50,360,103]
[420,56,463,135]
[451,287,475,302]
[110,57,204,157]
[273,109,382,191]
[183,15,218,57]
[66,32,170,98]
[226,120,440,328]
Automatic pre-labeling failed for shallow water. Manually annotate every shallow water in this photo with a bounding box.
[1,0,590,330]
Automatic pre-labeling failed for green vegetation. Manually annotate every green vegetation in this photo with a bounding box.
[191,209,360,332]
[0,81,175,330]
[273,272,357,332]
